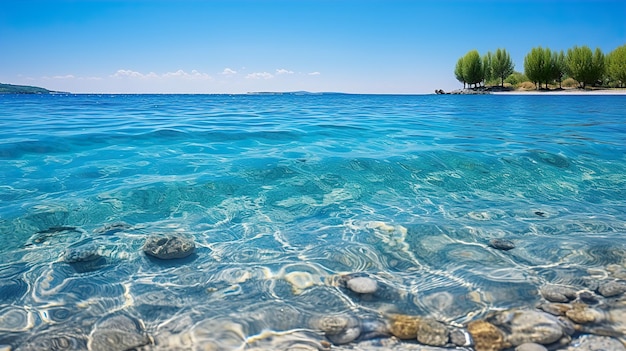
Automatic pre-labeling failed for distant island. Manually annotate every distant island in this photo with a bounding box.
[0,83,67,94]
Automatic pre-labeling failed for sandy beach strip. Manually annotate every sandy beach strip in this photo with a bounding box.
[492,89,626,95]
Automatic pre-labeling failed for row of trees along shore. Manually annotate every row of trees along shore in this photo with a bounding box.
[454,44,626,90]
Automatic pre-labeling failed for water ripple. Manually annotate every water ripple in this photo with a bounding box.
[1,94,626,349]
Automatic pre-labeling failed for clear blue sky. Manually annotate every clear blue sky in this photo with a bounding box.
[1,0,624,94]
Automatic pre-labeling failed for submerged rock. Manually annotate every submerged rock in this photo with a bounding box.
[467,320,505,351]
[540,284,578,303]
[578,291,598,303]
[346,276,378,294]
[489,238,515,251]
[563,303,605,324]
[142,233,195,259]
[416,318,449,346]
[516,343,548,351]
[311,314,361,345]
[529,150,570,168]
[566,335,626,351]
[388,314,420,340]
[88,313,151,351]
[490,309,565,346]
[597,280,626,297]
[62,244,102,263]
[358,318,390,340]
[449,328,473,347]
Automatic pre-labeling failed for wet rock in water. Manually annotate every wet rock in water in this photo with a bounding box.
[491,309,565,346]
[388,314,420,340]
[577,291,597,303]
[449,328,473,347]
[358,318,390,340]
[489,238,515,251]
[416,318,449,346]
[467,320,505,351]
[346,276,378,294]
[515,343,548,351]
[597,280,626,297]
[566,335,626,351]
[529,150,570,168]
[311,314,361,345]
[62,244,102,263]
[538,302,570,316]
[540,284,578,303]
[142,233,195,259]
[88,313,151,351]
[565,304,604,324]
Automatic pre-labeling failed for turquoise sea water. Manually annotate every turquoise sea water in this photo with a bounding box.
[0,94,625,350]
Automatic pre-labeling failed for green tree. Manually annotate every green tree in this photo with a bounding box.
[504,71,528,86]
[483,51,493,85]
[524,47,553,89]
[607,44,626,87]
[491,48,515,87]
[552,50,567,88]
[462,50,483,88]
[566,46,605,88]
[455,57,466,88]
[592,48,605,85]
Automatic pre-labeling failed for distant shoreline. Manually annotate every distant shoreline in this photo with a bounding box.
[0,82,69,94]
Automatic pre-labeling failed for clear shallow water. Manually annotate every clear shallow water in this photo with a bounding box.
[1,94,625,349]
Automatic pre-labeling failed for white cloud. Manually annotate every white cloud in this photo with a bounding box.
[42,74,75,79]
[276,68,294,75]
[162,69,186,78]
[308,71,321,76]
[112,69,144,78]
[162,69,211,80]
[246,72,274,80]
[221,68,237,75]
[111,69,211,80]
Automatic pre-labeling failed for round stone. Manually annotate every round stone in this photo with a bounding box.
[565,305,604,324]
[597,281,626,297]
[316,315,350,335]
[489,238,515,251]
[346,277,378,294]
[568,335,626,351]
[417,318,449,346]
[326,326,360,345]
[492,310,563,346]
[142,234,195,259]
[449,328,473,347]
[311,314,361,345]
[388,315,420,340]
[516,343,548,351]
[88,313,150,351]
[467,320,504,351]
[540,284,577,303]
[63,244,102,263]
